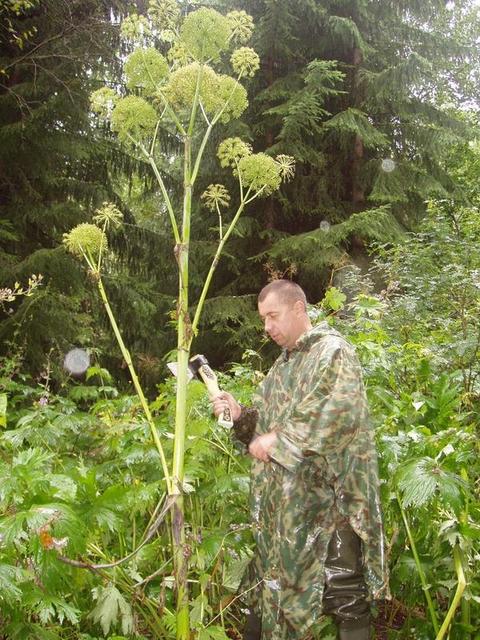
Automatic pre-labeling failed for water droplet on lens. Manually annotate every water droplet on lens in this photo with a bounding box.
[381,158,396,173]
[64,348,90,376]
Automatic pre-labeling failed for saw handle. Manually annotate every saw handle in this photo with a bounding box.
[197,363,233,428]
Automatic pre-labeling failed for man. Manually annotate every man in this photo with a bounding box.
[213,280,388,640]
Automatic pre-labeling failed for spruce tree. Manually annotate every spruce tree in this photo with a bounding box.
[210,0,480,306]
[0,0,129,373]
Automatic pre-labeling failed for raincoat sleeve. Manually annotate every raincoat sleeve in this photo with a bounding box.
[268,341,363,472]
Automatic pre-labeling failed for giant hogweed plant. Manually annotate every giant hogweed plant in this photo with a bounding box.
[63,3,293,638]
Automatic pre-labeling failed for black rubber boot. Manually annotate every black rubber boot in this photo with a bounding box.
[243,610,262,640]
[322,524,371,640]
[338,624,371,640]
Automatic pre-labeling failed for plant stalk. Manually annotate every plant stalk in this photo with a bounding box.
[171,128,193,639]
[397,495,440,634]
[96,276,172,494]
[435,545,466,640]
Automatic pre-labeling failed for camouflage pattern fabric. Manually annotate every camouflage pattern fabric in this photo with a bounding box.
[233,322,389,639]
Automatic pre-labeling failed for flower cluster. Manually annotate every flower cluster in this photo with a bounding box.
[110,96,158,142]
[124,48,169,96]
[180,8,232,61]
[90,87,118,120]
[230,47,259,78]
[147,0,180,31]
[217,137,252,168]
[120,14,152,42]
[238,153,282,196]
[275,154,296,182]
[163,64,247,123]
[167,40,191,67]
[93,202,123,230]
[164,63,218,111]
[201,184,231,212]
[63,224,107,260]
[215,75,248,123]
[226,10,254,44]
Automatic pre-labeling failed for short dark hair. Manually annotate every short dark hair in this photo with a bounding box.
[258,279,307,309]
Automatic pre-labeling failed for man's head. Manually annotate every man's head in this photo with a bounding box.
[258,280,311,350]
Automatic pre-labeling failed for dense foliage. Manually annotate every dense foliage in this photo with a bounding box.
[2,199,480,638]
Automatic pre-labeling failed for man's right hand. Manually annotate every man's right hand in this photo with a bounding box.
[212,391,242,422]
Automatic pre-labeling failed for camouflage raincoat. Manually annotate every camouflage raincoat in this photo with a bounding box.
[233,322,389,639]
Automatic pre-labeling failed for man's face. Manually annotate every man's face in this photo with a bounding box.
[258,292,304,350]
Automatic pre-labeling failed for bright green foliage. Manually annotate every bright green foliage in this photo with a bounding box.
[89,584,134,636]
[0,362,257,638]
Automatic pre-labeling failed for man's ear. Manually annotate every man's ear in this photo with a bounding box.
[293,300,305,316]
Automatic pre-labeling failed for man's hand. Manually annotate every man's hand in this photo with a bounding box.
[249,431,277,463]
[212,391,242,422]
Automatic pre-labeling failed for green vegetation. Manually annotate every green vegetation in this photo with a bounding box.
[1,0,479,638]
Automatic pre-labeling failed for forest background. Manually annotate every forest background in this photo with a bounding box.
[1,0,480,639]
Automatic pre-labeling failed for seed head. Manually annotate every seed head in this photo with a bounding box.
[63,224,107,260]
[90,87,118,120]
[111,96,158,142]
[124,48,169,96]
[93,202,123,230]
[238,153,282,196]
[275,155,296,182]
[201,184,231,212]
[217,137,252,169]
[226,10,254,44]
[180,8,232,61]
[120,14,152,43]
[231,47,260,78]
[147,0,180,31]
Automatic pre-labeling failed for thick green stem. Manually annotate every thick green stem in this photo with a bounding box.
[96,276,172,495]
[171,133,193,640]
[460,467,471,633]
[435,546,466,640]
[397,495,440,634]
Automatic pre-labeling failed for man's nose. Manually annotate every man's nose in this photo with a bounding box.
[264,319,272,333]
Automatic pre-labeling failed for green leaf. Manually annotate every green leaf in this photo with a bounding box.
[396,458,438,507]
[322,287,346,312]
[89,584,133,636]
[198,625,229,640]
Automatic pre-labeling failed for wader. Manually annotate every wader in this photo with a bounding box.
[243,524,370,640]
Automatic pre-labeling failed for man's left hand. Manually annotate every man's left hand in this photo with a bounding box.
[249,431,277,463]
